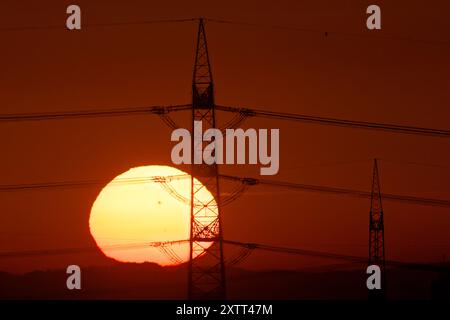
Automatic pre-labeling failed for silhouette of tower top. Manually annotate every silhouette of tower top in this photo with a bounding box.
[370,159,383,237]
[192,18,214,108]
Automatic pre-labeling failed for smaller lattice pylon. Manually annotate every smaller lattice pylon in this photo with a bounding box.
[368,158,386,300]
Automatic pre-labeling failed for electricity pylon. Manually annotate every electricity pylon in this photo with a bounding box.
[188,18,226,299]
[368,158,386,300]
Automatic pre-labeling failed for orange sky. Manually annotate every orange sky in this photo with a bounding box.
[1,0,450,273]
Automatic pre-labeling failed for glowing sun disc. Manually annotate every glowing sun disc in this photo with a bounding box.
[89,165,215,266]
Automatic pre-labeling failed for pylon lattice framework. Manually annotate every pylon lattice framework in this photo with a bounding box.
[368,159,386,299]
[188,18,226,300]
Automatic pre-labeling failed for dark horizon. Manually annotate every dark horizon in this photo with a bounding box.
[1,262,448,300]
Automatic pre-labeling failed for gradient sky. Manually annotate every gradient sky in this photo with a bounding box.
[1,0,450,273]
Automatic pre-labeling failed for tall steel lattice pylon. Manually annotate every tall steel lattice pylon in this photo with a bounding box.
[188,18,226,300]
[368,158,386,300]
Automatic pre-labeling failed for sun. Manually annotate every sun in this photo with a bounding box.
[89,165,215,266]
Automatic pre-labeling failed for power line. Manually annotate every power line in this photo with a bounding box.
[1,15,448,48]
[205,18,450,48]
[0,104,191,122]
[224,240,450,273]
[216,105,450,138]
[0,18,197,32]
[1,173,449,209]
[0,174,189,192]
[0,240,188,259]
[220,174,450,209]
[2,238,448,274]
[2,104,450,140]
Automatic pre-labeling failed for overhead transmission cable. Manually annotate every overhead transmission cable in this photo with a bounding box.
[3,16,447,47]
[224,240,450,273]
[1,238,448,274]
[219,174,450,209]
[1,174,449,209]
[215,105,450,138]
[0,18,197,32]
[0,240,188,259]
[205,18,450,47]
[0,104,191,122]
[2,103,450,139]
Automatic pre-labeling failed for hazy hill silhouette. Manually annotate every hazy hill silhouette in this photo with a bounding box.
[0,263,448,300]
